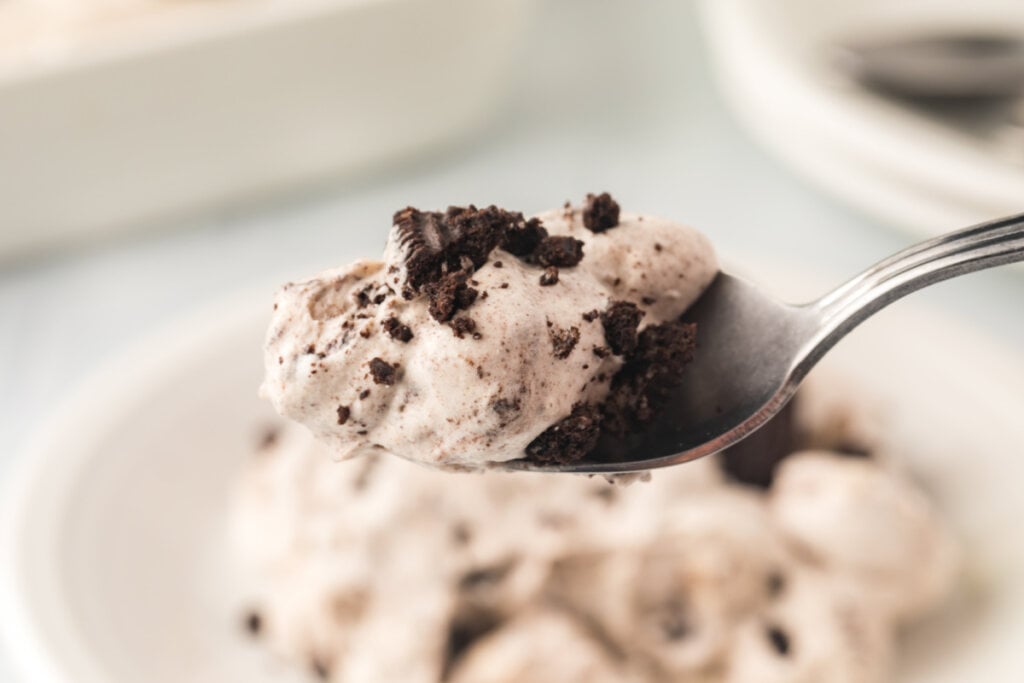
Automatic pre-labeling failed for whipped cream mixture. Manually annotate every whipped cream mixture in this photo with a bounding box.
[231,414,956,683]
[262,195,717,469]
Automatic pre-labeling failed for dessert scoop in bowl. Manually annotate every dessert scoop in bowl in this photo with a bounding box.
[514,212,1024,474]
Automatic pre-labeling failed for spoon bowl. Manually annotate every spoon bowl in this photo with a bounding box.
[510,212,1024,473]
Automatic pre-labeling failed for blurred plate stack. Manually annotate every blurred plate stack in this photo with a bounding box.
[698,0,1024,237]
[0,0,536,258]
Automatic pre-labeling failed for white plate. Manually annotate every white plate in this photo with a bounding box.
[3,272,1024,682]
[698,0,1024,237]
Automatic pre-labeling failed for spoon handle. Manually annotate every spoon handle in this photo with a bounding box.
[803,212,1024,361]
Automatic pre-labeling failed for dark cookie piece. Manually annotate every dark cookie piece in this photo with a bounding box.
[534,236,585,268]
[392,205,521,293]
[382,316,414,342]
[548,324,580,359]
[310,657,331,680]
[336,405,351,425]
[601,301,644,356]
[368,357,397,385]
[243,610,263,636]
[539,266,559,286]
[392,207,447,294]
[581,309,600,322]
[450,316,479,339]
[257,426,279,451]
[501,217,548,258]
[766,625,791,656]
[441,607,503,681]
[525,403,603,465]
[582,192,621,233]
[425,271,478,323]
[601,320,697,436]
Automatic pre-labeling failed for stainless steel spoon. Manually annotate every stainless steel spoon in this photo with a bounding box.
[510,213,1024,474]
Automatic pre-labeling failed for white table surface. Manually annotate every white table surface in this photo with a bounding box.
[2,0,1023,678]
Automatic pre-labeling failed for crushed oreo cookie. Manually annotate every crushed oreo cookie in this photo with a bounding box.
[601,300,644,356]
[582,192,621,233]
[548,324,580,359]
[450,317,479,339]
[393,205,521,295]
[500,217,548,258]
[766,624,792,657]
[382,316,414,342]
[441,608,503,681]
[525,403,603,465]
[368,358,397,385]
[243,610,263,636]
[336,405,351,425]
[310,656,331,680]
[600,320,697,436]
[425,271,479,323]
[539,266,559,286]
[534,235,585,268]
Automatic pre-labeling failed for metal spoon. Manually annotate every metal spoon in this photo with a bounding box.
[510,213,1024,474]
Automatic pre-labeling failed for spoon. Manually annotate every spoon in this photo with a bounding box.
[510,213,1024,474]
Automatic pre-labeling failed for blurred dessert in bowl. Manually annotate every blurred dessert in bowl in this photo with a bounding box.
[232,393,956,682]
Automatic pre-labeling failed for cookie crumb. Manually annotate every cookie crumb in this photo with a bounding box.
[548,324,580,359]
[425,271,478,323]
[524,403,602,465]
[501,217,548,258]
[392,205,519,293]
[382,316,414,342]
[766,625,791,656]
[243,610,263,636]
[310,656,331,680]
[582,192,620,232]
[336,405,351,425]
[601,301,644,356]
[534,236,584,268]
[539,266,559,286]
[450,317,478,339]
[369,358,397,385]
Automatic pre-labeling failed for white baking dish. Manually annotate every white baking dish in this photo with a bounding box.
[0,0,537,258]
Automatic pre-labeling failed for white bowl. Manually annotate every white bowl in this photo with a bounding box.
[698,0,1024,238]
[2,268,1024,681]
[0,0,537,259]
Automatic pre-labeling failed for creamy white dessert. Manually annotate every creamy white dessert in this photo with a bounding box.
[231,410,957,683]
[261,195,717,469]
